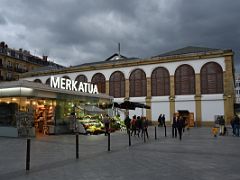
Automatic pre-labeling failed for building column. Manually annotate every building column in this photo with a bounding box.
[125,79,129,99]
[169,75,175,122]
[195,73,202,127]
[224,56,235,124]
[105,80,109,95]
[146,77,152,121]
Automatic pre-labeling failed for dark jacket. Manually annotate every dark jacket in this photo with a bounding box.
[219,116,225,126]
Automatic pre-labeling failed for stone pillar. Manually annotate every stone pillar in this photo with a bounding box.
[125,79,130,98]
[223,56,235,124]
[195,74,202,127]
[169,75,175,121]
[146,77,151,97]
[146,77,152,120]
[146,97,152,121]
[105,80,109,95]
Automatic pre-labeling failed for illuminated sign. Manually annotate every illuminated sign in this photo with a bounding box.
[50,76,98,94]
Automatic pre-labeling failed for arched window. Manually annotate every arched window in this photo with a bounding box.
[175,65,195,95]
[62,75,70,80]
[75,75,87,83]
[201,62,223,94]
[91,73,106,93]
[46,78,50,85]
[151,67,170,96]
[129,69,146,97]
[109,71,125,98]
[34,79,42,83]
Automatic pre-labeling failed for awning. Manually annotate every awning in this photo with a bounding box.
[113,101,150,110]
[82,105,104,114]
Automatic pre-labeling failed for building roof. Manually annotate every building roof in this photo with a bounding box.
[73,53,138,68]
[0,80,113,100]
[153,46,221,58]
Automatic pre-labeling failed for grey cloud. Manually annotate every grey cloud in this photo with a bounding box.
[0,0,239,71]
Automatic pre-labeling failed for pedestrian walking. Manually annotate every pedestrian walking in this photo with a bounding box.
[136,116,143,137]
[233,114,240,136]
[177,116,184,140]
[158,114,162,127]
[130,115,137,136]
[124,115,131,134]
[162,114,166,136]
[143,117,149,139]
[172,114,177,138]
[103,114,110,136]
[219,116,225,136]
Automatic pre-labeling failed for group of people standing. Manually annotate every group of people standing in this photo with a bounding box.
[124,115,149,139]
[172,114,186,140]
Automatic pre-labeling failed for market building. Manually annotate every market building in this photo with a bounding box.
[20,46,235,126]
[0,80,113,137]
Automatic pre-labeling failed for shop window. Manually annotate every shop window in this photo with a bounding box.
[175,64,195,95]
[0,101,18,127]
[109,71,125,98]
[201,62,223,94]
[151,67,170,96]
[129,69,146,97]
[91,73,106,93]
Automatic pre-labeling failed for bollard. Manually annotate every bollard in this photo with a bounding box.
[108,132,110,151]
[164,126,167,137]
[155,126,157,140]
[26,138,31,171]
[128,130,131,146]
[76,133,79,159]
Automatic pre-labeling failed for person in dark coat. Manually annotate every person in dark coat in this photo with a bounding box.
[124,115,131,134]
[103,114,110,136]
[143,117,149,139]
[219,116,225,136]
[172,114,177,138]
[233,115,240,136]
[136,116,143,137]
[130,115,137,136]
[177,116,184,140]
[158,114,162,127]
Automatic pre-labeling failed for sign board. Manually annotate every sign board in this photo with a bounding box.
[50,76,98,94]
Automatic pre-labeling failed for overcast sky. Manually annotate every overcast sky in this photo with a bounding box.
[0,0,239,71]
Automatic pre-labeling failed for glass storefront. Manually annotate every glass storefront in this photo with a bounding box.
[0,80,113,137]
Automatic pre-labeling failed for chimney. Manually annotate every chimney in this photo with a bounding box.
[42,55,48,61]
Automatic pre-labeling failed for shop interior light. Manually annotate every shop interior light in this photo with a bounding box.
[12,98,17,101]
[32,101,36,105]
[26,101,30,104]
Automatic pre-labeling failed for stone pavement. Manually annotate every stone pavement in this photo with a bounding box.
[0,127,240,180]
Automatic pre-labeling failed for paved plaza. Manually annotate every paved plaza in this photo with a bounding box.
[0,127,239,180]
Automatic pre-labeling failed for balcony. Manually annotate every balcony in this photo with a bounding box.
[7,66,14,71]
[14,68,28,73]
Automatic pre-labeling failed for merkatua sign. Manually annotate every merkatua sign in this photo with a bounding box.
[50,76,98,94]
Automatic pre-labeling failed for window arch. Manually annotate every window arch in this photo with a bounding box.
[151,67,170,96]
[34,79,42,83]
[75,75,87,83]
[175,65,195,95]
[46,78,50,85]
[91,73,106,93]
[201,62,223,94]
[109,71,125,98]
[62,75,70,80]
[129,69,146,97]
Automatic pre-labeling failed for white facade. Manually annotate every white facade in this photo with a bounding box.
[235,73,240,103]
[21,56,229,124]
